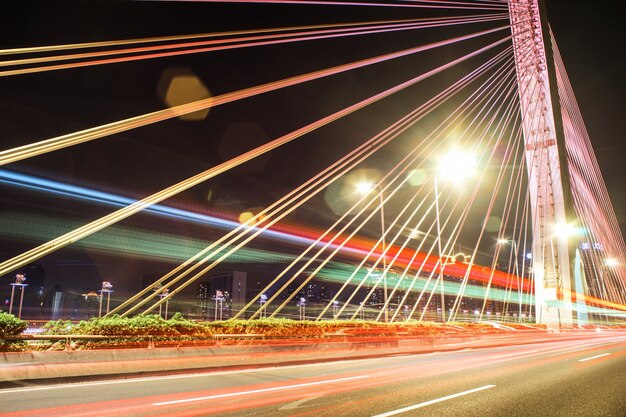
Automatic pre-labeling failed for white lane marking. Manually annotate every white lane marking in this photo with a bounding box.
[488,336,626,362]
[578,353,610,362]
[371,385,496,417]
[278,394,323,410]
[152,375,368,406]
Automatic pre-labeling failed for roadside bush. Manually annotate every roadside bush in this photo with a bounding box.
[42,319,74,335]
[40,315,512,340]
[42,314,206,337]
[0,311,28,338]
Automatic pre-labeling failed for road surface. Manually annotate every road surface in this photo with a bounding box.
[1,331,624,416]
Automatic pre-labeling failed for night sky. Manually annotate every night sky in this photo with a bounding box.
[0,1,624,298]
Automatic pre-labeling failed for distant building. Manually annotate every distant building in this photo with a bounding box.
[49,285,65,320]
[196,271,248,320]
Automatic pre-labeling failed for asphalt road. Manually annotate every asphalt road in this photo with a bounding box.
[1,331,625,417]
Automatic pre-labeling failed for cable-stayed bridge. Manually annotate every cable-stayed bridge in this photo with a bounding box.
[0,0,624,329]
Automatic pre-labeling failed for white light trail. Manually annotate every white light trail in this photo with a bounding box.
[152,375,369,406]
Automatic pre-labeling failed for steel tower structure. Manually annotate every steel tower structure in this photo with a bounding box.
[509,0,581,328]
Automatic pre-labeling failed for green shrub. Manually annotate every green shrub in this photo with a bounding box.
[42,319,74,335]
[0,312,28,337]
[42,314,205,337]
[39,315,459,340]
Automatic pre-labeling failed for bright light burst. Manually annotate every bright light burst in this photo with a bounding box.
[436,148,478,184]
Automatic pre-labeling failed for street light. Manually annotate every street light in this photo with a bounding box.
[297,297,307,320]
[159,289,170,319]
[214,290,225,321]
[552,221,579,240]
[98,281,113,317]
[357,181,389,322]
[598,258,619,302]
[435,149,477,322]
[9,274,28,319]
[497,238,522,321]
[332,300,339,319]
[259,294,268,318]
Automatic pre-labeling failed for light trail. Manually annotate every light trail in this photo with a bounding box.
[0,169,328,249]
[0,212,300,265]
[228,43,524,320]
[0,172,533,307]
[0,31,510,279]
[152,375,368,406]
[0,359,369,395]
[2,332,625,416]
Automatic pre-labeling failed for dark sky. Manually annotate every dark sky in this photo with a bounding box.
[545,0,626,236]
[0,0,624,295]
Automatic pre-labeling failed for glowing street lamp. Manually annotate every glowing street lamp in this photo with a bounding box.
[357,181,389,322]
[598,258,619,302]
[497,238,522,321]
[259,294,268,318]
[98,281,114,317]
[9,274,28,319]
[552,221,579,239]
[297,297,307,320]
[435,149,477,322]
[159,289,170,319]
[214,290,225,321]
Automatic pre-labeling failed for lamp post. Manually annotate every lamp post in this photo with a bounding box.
[9,274,28,318]
[98,281,113,317]
[599,258,618,299]
[598,258,618,321]
[357,182,388,322]
[435,149,477,323]
[297,297,307,320]
[259,294,268,318]
[332,300,339,319]
[497,238,522,322]
[433,175,446,322]
[214,290,224,321]
[159,289,170,319]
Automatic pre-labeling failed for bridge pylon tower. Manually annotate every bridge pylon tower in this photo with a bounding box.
[509,0,581,328]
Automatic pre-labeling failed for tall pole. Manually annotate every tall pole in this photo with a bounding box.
[18,286,25,319]
[510,241,523,322]
[599,267,609,323]
[377,185,389,323]
[434,176,445,322]
[8,284,15,315]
